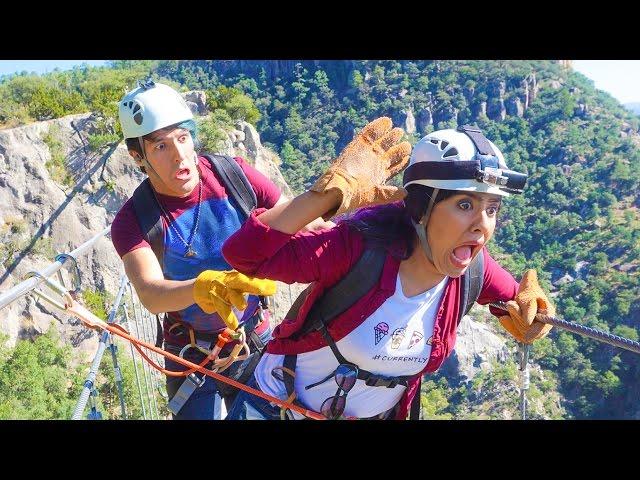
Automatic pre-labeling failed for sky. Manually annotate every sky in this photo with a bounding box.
[572,60,640,105]
[0,60,108,77]
[0,60,638,105]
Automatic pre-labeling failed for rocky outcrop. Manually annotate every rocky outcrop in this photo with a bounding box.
[416,108,433,134]
[434,105,458,126]
[439,314,510,382]
[399,109,416,134]
[506,96,525,118]
[0,113,131,354]
[227,121,293,199]
[183,91,207,115]
[473,101,488,118]
[0,110,298,353]
[487,99,506,121]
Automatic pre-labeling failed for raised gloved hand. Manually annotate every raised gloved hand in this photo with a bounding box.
[193,270,276,330]
[310,117,411,219]
[498,269,555,344]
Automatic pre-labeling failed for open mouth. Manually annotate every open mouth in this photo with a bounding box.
[175,167,191,180]
[450,243,481,269]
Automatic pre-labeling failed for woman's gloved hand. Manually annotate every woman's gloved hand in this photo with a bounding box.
[310,117,411,219]
[498,269,555,344]
[193,270,276,330]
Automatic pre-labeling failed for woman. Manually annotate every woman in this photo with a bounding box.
[218,118,554,420]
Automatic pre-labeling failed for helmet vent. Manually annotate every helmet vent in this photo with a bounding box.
[429,139,439,144]
[440,140,449,150]
[443,147,458,158]
[133,112,143,125]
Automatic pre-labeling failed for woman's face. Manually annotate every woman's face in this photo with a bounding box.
[131,127,199,197]
[426,191,502,277]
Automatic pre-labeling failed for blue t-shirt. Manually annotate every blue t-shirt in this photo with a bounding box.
[111,156,281,339]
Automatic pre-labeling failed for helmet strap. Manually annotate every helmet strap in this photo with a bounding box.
[413,187,439,263]
[457,125,496,156]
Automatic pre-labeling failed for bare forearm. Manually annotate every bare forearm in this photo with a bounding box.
[257,190,340,235]
[135,278,197,314]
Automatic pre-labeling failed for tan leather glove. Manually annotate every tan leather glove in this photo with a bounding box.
[193,270,276,330]
[310,117,411,219]
[498,269,555,344]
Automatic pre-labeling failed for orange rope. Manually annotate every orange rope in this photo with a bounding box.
[66,303,326,420]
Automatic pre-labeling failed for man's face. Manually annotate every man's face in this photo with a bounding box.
[132,127,199,197]
[426,192,501,277]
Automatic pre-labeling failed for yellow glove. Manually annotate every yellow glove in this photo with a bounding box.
[498,269,555,344]
[193,270,276,330]
[310,117,411,219]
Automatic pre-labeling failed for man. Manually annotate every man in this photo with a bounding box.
[111,80,309,419]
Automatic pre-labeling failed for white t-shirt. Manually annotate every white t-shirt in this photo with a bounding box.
[255,274,448,418]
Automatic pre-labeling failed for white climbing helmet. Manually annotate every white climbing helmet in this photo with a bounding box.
[118,80,193,140]
[403,125,527,196]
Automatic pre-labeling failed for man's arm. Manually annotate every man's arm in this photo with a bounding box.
[122,247,196,314]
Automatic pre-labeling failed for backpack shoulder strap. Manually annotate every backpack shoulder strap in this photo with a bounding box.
[409,376,422,420]
[203,154,257,220]
[293,248,387,339]
[131,179,164,268]
[458,250,485,324]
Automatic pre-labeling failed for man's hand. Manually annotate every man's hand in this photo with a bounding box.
[193,270,276,329]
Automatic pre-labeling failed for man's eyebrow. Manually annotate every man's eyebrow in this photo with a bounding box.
[147,128,188,143]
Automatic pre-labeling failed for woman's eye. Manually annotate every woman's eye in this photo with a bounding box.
[487,206,498,216]
[458,201,472,210]
[155,143,165,150]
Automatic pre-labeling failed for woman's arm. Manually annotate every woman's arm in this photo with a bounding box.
[222,208,362,286]
[270,194,337,233]
[476,248,519,309]
[256,190,341,234]
[223,117,409,285]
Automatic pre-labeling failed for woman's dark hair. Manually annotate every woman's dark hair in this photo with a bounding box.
[404,184,458,223]
[340,185,459,260]
[125,119,199,173]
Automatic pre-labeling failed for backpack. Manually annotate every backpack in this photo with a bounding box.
[129,154,259,347]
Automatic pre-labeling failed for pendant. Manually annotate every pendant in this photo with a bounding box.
[185,247,197,258]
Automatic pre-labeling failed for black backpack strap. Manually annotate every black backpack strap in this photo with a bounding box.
[131,179,165,268]
[155,315,164,348]
[409,376,422,420]
[203,154,257,221]
[283,354,297,403]
[458,251,485,324]
[293,248,387,340]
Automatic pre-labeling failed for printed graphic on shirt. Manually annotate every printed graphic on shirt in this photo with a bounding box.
[371,353,428,363]
[390,327,406,349]
[408,331,424,349]
[426,336,433,345]
[374,322,389,345]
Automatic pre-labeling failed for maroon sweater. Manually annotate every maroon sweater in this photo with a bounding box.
[222,208,519,419]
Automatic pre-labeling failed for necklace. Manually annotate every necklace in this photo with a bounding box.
[151,177,203,258]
